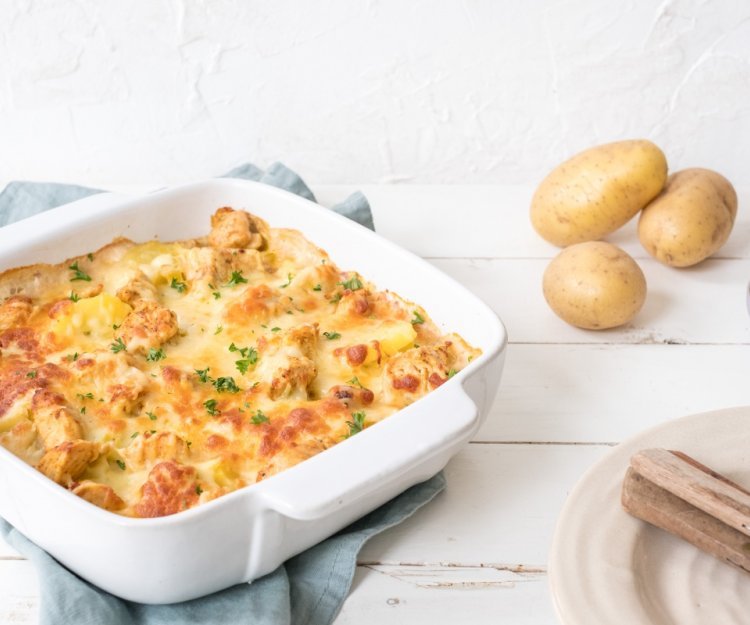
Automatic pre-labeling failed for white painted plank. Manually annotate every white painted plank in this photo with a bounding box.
[314,185,750,260]
[478,344,750,443]
[0,561,38,624]
[359,443,609,565]
[433,257,750,345]
[335,565,555,625]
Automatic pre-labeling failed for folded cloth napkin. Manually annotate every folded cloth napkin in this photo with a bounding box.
[0,162,442,624]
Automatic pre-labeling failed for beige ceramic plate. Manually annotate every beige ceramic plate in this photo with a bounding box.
[549,407,750,625]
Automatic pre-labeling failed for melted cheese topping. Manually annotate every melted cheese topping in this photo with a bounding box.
[0,208,479,517]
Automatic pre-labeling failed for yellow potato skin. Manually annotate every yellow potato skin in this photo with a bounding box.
[637,168,738,268]
[543,242,647,330]
[531,140,668,247]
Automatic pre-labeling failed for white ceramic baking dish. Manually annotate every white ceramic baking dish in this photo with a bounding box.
[0,179,507,603]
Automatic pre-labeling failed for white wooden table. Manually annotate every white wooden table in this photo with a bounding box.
[1,184,749,624]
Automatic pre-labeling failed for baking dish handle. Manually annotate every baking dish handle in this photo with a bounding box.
[255,383,479,521]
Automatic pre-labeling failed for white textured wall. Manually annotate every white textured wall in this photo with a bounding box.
[1,0,749,187]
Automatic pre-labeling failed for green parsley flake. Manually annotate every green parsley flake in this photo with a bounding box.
[68,261,92,282]
[146,347,166,362]
[339,276,363,291]
[345,411,366,438]
[411,311,425,325]
[110,338,127,353]
[226,271,248,286]
[146,411,157,421]
[312,284,322,292]
[213,377,240,393]
[26,370,37,379]
[170,277,188,293]
[348,376,363,388]
[251,410,269,425]
[115,459,126,470]
[69,291,80,302]
[204,399,220,416]
[195,367,211,383]
[279,273,294,288]
[323,331,341,340]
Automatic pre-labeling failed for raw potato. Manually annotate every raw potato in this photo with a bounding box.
[531,139,668,247]
[638,168,738,267]
[543,241,647,330]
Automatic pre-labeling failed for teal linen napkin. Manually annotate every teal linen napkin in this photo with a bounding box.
[0,162,441,624]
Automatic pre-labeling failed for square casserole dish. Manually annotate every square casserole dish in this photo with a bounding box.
[0,179,507,603]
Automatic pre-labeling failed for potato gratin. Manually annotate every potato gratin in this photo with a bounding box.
[0,208,479,517]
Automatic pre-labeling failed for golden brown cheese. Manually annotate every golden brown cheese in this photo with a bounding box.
[0,207,480,517]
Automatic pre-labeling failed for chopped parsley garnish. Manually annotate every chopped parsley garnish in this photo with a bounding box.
[170,277,188,293]
[146,347,166,362]
[312,284,322,292]
[447,368,458,378]
[76,392,94,400]
[213,376,240,393]
[146,411,157,421]
[195,485,203,496]
[322,331,341,340]
[69,291,80,302]
[80,407,86,414]
[130,432,139,439]
[212,291,221,300]
[347,376,363,388]
[339,275,363,291]
[115,459,126,470]
[226,271,248,286]
[329,293,342,304]
[251,410,269,425]
[230,343,258,374]
[112,323,120,330]
[26,370,37,379]
[279,273,294,288]
[214,325,223,335]
[67,352,79,362]
[87,253,94,262]
[110,338,127,353]
[411,311,425,325]
[271,327,281,333]
[68,261,92,282]
[345,411,366,438]
[195,367,211,383]
[204,399,220,416]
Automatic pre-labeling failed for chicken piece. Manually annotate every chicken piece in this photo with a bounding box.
[117,301,179,354]
[116,272,158,306]
[208,207,269,250]
[71,351,150,416]
[31,389,82,449]
[72,480,125,512]
[255,324,319,400]
[0,421,43,465]
[381,341,458,407]
[135,461,199,518]
[0,295,33,332]
[182,247,262,285]
[123,431,191,469]
[37,439,100,486]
